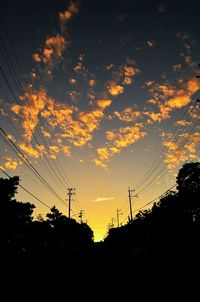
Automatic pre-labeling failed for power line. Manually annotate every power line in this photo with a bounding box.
[134,98,199,191]
[0,17,72,189]
[136,117,200,195]
[121,184,177,225]
[133,184,177,213]
[0,127,67,207]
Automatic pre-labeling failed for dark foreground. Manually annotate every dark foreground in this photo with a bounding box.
[0,162,200,301]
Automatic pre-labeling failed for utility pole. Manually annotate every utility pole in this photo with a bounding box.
[79,210,84,223]
[128,187,134,222]
[128,187,139,222]
[67,187,75,219]
[111,217,116,228]
[116,209,123,227]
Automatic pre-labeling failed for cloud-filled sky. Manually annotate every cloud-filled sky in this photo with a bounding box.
[0,0,200,240]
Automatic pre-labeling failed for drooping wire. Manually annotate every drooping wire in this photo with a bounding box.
[0,127,67,207]
[0,16,72,189]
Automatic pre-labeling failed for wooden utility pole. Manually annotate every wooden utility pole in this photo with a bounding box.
[128,187,134,221]
[116,209,122,227]
[128,187,139,222]
[67,188,75,218]
[111,217,116,228]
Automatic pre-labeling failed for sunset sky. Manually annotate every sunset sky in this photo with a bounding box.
[0,0,200,241]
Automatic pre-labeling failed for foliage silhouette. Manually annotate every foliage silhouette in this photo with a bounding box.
[0,162,199,300]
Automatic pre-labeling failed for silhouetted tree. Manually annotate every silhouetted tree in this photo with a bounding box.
[0,176,35,232]
[0,176,19,202]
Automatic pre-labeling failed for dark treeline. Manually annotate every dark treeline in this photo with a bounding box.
[0,162,200,300]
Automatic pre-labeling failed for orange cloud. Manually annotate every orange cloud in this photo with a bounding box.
[45,35,66,58]
[11,89,48,141]
[122,65,139,85]
[93,158,108,169]
[49,145,60,153]
[62,145,71,156]
[36,94,111,148]
[107,82,124,96]
[41,129,51,138]
[78,109,104,132]
[94,124,145,168]
[163,141,178,151]
[162,131,200,170]
[176,120,192,126]
[4,157,19,170]
[168,94,192,109]
[59,1,80,24]
[97,99,112,109]
[145,104,171,123]
[43,48,53,60]
[33,34,67,66]
[97,147,110,160]
[145,77,200,125]
[33,53,42,62]
[19,143,40,158]
[106,124,145,148]
[114,107,141,122]
[7,134,16,142]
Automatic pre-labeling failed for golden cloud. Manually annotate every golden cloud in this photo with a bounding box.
[122,65,139,85]
[7,134,16,142]
[114,107,141,122]
[107,125,145,148]
[33,34,67,66]
[162,131,200,170]
[145,104,171,123]
[19,143,40,158]
[93,158,108,169]
[49,145,60,153]
[11,89,48,141]
[4,157,19,170]
[97,147,110,160]
[62,145,71,156]
[145,77,200,125]
[41,129,51,138]
[94,124,145,168]
[163,141,178,151]
[176,120,192,126]
[78,109,104,132]
[168,94,191,109]
[45,35,66,58]
[97,99,112,109]
[107,82,124,96]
